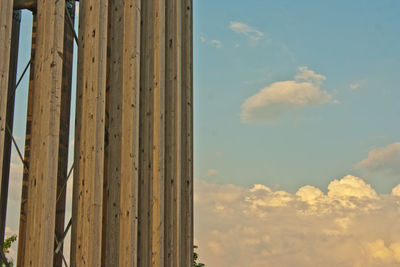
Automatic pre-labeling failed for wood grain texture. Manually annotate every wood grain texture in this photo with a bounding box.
[103,0,141,266]
[53,2,75,266]
[70,0,108,265]
[23,0,65,265]
[138,0,166,266]
[164,0,180,266]
[17,14,36,267]
[0,1,14,237]
[0,11,19,265]
[180,0,194,265]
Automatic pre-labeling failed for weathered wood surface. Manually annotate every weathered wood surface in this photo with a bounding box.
[0,11,19,267]
[164,0,180,266]
[0,1,14,249]
[23,0,66,265]
[17,14,36,267]
[5,0,193,265]
[70,0,108,265]
[103,0,141,266]
[138,0,166,266]
[180,0,194,265]
[53,2,75,266]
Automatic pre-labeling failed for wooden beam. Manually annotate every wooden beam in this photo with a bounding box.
[103,0,141,265]
[138,0,166,266]
[53,2,75,266]
[0,10,19,266]
[17,13,36,267]
[179,0,194,265]
[13,0,36,11]
[70,0,108,265]
[164,0,180,266]
[22,0,66,265]
[0,0,14,249]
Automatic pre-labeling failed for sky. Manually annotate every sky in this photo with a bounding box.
[193,0,400,266]
[4,0,400,266]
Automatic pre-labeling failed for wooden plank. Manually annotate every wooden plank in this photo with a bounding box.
[53,2,75,266]
[138,0,166,266]
[70,0,108,265]
[17,14,36,267]
[164,0,180,266]
[100,3,112,265]
[151,1,166,266]
[103,0,141,266]
[0,0,14,248]
[13,0,36,11]
[23,0,66,265]
[179,0,194,265]
[0,11,20,264]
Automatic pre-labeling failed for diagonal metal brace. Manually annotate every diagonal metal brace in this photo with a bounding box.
[54,218,72,255]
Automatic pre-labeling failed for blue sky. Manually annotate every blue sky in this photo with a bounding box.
[193,0,400,193]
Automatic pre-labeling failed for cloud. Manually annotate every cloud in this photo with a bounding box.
[8,153,23,202]
[241,66,333,124]
[356,142,400,176]
[195,175,400,267]
[364,240,400,264]
[350,82,361,90]
[200,35,223,49]
[209,40,223,49]
[392,184,400,196]
[230,21,264,41]
[349,79,366,90]
[204,169,218,178]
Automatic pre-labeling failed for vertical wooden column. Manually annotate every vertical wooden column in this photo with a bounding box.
[70,0,108,265]
[138,0,166,266]
[164,0,180,266]
[17,13,36,267]
[23,0,66,265]
[0,10,20,265]
[103,0,141,266]
[0,0,14,252]
[179,0,194,265]
[101,4,112,265]
[53,1,75,266]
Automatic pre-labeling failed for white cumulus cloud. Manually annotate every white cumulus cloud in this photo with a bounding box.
[241,66,333,124]
[195,175,400,267]
[357,142,400,176]
[392,184,400,196]
[230,21,264,41]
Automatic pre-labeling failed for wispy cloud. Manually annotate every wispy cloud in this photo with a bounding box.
[230,21,264,41]
[241,66,334,124]
[349,79,366,90]
[200,35,223,49]
[209,40,223,49]
[195,175,400,267]
[356,142,400,176]
[204,169,218,178]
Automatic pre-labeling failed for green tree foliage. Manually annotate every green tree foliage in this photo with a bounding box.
[2,235,17,267]
[194,245,205,267]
